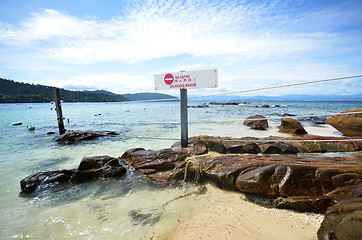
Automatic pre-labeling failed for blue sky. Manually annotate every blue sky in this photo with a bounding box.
[0,0,361,97]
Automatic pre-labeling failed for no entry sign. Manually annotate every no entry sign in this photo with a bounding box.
[154,69,218,90]
[153,68,218,148]
[164,73,174,85]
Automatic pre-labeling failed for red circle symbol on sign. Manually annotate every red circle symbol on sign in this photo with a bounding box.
[164,73,174,85]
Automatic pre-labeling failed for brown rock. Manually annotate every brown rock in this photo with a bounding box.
[279,118,308,135]
[177,135,361,154]
[53,130,118,144]
[327,108,362,137]
[120,148,188,171]
[226,142,261,154]
[318,198,362,240]
[199,154,362,212]
[71,156,126,182]
[20,170,74,194]
[259,142,298,154]
[78,155,115,170]
[20,155,126,194]
[243,115,268,130]
[190,141,208,155]
[291,135,362,152]
[120,148,188,184]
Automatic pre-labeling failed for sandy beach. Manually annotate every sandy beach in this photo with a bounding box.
[160,183,324,240]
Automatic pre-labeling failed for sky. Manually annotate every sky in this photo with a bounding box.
[0,0,361,97]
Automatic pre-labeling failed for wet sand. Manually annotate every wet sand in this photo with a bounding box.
[160,183,324,240]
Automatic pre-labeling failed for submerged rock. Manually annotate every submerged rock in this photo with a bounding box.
[53,130,119,144]
[20,156,126,194]
[327,108,362,137]
[20,169,75,194]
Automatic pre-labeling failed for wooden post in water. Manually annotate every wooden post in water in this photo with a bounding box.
[54,88,65,135]
[180,88,188,148]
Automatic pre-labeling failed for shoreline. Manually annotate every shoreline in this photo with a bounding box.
[160,183,324,240]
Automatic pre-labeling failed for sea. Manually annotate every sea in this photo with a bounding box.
[0,100,361,239]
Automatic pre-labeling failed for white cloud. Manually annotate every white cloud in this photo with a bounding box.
[58,73,154,93]
[0,0,361,95]
[0,1,334,64]
[0,9,97,45]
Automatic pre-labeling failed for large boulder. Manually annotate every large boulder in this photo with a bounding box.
[119,148,189,184]
[71,156,126,182]
[243,115,268,130]
[202,154,361,212]
[279,118,308,135]
[327,108,362,137]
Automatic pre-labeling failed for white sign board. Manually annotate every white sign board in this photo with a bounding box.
[154,69,218,90]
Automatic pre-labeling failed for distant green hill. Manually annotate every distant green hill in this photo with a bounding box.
[0,78,129,103]
[0,78,177,103]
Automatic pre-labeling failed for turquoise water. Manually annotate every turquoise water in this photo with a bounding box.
[0,100,361,239]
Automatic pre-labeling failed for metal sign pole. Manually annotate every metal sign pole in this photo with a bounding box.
[180,88,188,148]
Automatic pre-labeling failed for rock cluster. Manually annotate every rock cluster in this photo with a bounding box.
[209,101,248,105]
[21,135,362,240]
[119,137,361,213]
[188,103,209,108]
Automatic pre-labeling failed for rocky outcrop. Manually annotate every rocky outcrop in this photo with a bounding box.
[243,115,268,130]
[121,136,362,213]
[279,118,308,135]
[180,135,362,154]
[188,103,209,108]
[20,156,126,194]
[21,135,362,238]
[327,108,362,137]
[53,130,119,144]
[121,147,361,213]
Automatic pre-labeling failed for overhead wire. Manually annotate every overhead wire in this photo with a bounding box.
[189,74,362,99]
[61,74,362,142]
[82,74,362,104]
